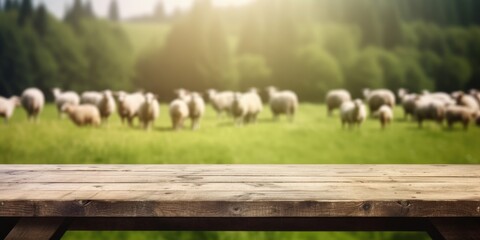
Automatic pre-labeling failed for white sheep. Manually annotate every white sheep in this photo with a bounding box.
[363,89,395,114]
[398,89,417,120]
[21,88,45,122]
[374,105,394,129]
[98,90,117,124]
[231,92,249,126]
[169,99,190,130]
[138,93,160,130]
[470,89,480,105]
[414,97,446,128]
[81,91,103,106]
[174,88,190,101]
[456,93,480,111]
[325,89,351,117]
[445,105,475,130]
[62,104,101,127]
[266,86,298,122]
[206,89,234,118]
[422,91,455,106]
[340,99,367,129]
[0,96,20,124]
[52,88,80,118]
[117,92,145,126]
[187,92,205,130]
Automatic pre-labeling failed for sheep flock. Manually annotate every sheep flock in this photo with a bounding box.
[1,86,480,131]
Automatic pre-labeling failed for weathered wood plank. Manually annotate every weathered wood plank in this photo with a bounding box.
[1,164,479,176]
[0,200,479,217]
[4,218,68,240]
[0,165,479,218]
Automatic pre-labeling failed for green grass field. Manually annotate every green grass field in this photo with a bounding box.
[1,103,478,239]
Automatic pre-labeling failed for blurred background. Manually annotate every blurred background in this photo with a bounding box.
[1,1,479,240]
[1,0,480,101]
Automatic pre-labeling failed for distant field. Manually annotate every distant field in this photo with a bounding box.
[2,103,478,240]
[122,22,171,56]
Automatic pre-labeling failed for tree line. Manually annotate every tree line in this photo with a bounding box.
[1,0,480,102]
[0,0,132,99]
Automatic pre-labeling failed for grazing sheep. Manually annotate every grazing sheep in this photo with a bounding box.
[81,91,103,106]
[374,105,394,129]
[138,93,160,130]
[169,99,189,130]
[456,93,480,111]
[398,89,417,120]
[266,86,298,122]
[174,88,190,101]
[98,90,117,124]
[21,88,45,122]
[414,97,446,128]
[187,92,205,130]
[470,89,480,105]
[445,106,475,130]
[206,89,234,118]
[62,104,101,127]
[0,96,20,124]
[340,99,367,129]
[363,89,395,114]
[422,91,455,106]
[231,92,249,126]
[117,92,145,126]
[52,88,80,118]
[325,89,351,117]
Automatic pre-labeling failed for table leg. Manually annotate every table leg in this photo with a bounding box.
[4,218,69,240]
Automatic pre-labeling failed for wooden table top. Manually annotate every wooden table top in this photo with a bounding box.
[0,165,479,218]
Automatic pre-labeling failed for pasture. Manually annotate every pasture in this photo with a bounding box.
[1,103,478,239]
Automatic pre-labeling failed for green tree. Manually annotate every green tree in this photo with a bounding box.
[435,55,472,91]
[108,0,119,22]
[236,54,271,90]
[346,49,384,97]
[17,0,33,26]
[33,3,48,37]
[294,45,344,101]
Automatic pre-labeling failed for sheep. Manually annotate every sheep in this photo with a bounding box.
[456,93,480,111]
[266,86,298,122]
[174,88,190,101]
[169,99,189,131]
[340,99,367,129]
[373,105,394,129]
[0,96,20,124]
[325,89,351,117]
[445,106,475,130]
[80,91,103,106]
[363,89,395,114]
[398,89,417,120]
[52,88,80,118]
[231,92,249,126]
[206,89,234,118]
[414,97,446,128]
[62,103,101,127]
[97,90,117,124]
[422,91,455,106]
[470,89,480,105]
[138,93,160,130]
[187,92,206,130]
[117,92,145,127]
[21,88,45,122]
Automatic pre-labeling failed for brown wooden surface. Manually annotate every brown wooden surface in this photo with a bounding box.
[4,218,68,240]
[428,218,480,240]
[0,165,479,218]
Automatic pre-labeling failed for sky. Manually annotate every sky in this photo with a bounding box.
[32,0,254,19]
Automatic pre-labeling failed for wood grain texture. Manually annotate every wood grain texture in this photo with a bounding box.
[4,218,68,240]
[0,165,479,218]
